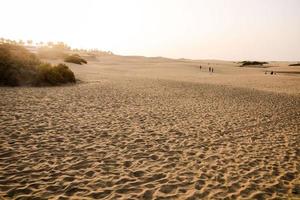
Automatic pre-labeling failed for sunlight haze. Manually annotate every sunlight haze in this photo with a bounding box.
[0,0,299,60]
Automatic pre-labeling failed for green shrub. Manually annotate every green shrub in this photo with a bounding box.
[0,43,76,86]
[64,54,87,65]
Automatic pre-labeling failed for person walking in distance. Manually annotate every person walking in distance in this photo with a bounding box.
[209,67,211,72]
[212,67,214,73]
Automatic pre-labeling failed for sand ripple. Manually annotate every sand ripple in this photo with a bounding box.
[0,79,299,199]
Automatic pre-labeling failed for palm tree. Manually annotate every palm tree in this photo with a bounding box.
[18,40,24,45]
[47,41,53,47]
[37,41,44,47]
[27,40,33,46]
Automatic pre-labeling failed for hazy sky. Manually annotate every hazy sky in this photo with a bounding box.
[0,0,299,60]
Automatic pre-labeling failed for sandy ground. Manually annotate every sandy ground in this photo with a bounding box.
[0,56,300,199]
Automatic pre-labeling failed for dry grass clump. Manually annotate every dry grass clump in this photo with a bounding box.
[64,54,87,65]
[36,63,76,86]
[0,43,76,86]
[289,63,300,66]
[239,61,268,67]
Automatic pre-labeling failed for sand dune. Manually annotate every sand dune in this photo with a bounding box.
[0,56,299,199]
[65,56,300,95]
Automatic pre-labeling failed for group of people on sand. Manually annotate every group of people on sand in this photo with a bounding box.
[265,71,277,75]
[199,65,214,73]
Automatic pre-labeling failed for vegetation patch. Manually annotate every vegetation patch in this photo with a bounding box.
[239,61,268,67]
[36,63,76,86]
[289,63,300,66]
[64,54,87,65]
[0,43,76,86]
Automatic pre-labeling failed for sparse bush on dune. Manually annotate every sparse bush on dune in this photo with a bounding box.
[289,63,300,66]
[0,43,41,86]
[239,61,268,66]
[64,54,87,65]
[0,43,76,86]
[36,63,76,86]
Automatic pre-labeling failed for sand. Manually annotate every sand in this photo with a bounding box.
[0,55,299,199]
